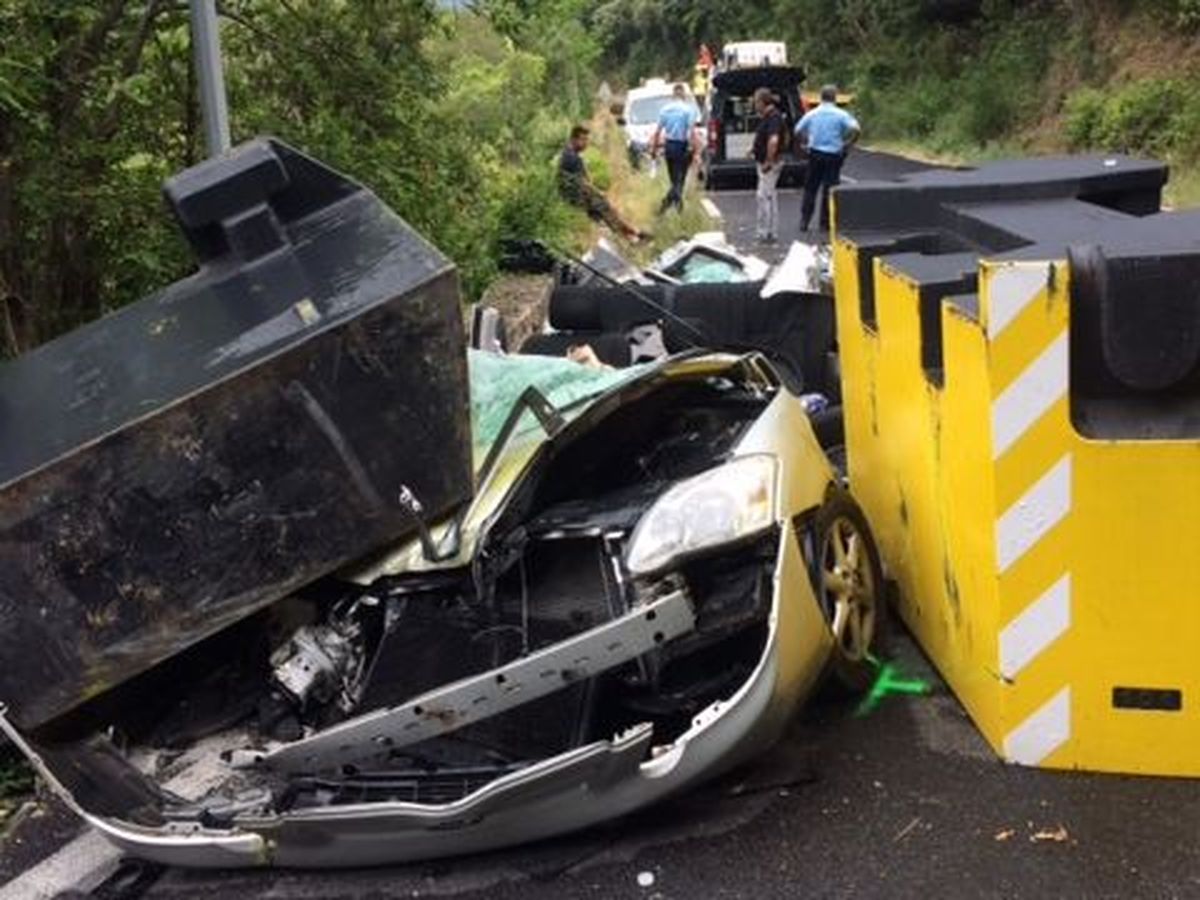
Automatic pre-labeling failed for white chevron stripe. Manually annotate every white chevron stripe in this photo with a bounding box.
[996,454,1072,573]
[999,574,1071,680]
[987,264,1050,339]
[992,331,1069,459]
[1004,687,1071,766]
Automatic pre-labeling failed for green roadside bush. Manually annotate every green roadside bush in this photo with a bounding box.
[1183,1,1200,28]
[846,7,1056,153]
[1064,78,1200,162]
[1063,88,1107,150]
[582,148,613,191]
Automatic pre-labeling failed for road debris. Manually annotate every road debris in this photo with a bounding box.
[727,775,816,798]
[637,870,656,888]
[893,816,922,843]
[761,240,830,296]
[855,661,932,717]
[1030,825,1070,844]
[994,828,1016,842]
[648,233,768,284]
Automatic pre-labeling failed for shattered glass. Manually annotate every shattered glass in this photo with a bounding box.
[468,350,646,462]
[675,254,751,284]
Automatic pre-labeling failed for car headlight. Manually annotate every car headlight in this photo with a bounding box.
[626,455,778,576]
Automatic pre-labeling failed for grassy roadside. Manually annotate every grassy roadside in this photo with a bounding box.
[838,4,1200,211]
[581,111,719,261]
[863,140,972,169]
[1,747,35,832]
[1163,167,1200,209]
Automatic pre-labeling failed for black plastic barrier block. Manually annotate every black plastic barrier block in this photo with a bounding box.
[0,139,472,731]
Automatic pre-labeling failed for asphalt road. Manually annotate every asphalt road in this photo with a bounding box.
[40,638,1200,900]
[703,148,938,264]
[6,148,1200,899]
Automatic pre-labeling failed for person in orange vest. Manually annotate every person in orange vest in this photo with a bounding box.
[693,44,714,104]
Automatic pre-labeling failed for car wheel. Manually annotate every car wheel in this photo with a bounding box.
[815,487,885,693]
[809,405,846,480]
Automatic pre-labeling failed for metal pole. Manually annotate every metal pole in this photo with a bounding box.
[189,0,231,156]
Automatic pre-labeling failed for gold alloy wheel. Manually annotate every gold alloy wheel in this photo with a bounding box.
[821,515,877,662]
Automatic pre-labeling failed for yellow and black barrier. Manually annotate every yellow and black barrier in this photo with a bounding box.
[832,158,1200,774]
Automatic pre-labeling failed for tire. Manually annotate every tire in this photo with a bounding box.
[809,405,846,480]
[814,487,885,693]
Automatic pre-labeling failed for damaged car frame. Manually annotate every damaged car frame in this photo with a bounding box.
[2,351,885,869]
[0,144,884,870]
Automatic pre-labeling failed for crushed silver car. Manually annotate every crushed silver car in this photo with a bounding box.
[3,349,885,869]
[0,144,883,870]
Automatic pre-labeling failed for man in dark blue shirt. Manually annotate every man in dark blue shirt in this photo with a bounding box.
[752,88,786,243]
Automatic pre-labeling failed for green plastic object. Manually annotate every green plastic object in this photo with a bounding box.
[855,659,932,717]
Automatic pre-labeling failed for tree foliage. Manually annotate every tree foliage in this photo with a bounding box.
[0,0,596,355]
[6,0,1187,359]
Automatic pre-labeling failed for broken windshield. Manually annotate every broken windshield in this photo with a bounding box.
[468,350,647,468]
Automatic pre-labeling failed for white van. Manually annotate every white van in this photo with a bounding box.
[620,79,700,168]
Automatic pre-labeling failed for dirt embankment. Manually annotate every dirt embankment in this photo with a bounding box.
[477,275,553,352]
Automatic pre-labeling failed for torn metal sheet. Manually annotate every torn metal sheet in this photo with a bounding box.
[580,237,651,285]
[762,241,831,297]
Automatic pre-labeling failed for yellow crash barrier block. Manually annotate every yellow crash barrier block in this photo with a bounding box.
[832,157,1200,774]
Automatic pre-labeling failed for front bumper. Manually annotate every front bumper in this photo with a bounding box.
[1,526,833,869]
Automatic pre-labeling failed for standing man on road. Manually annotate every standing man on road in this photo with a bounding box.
[652,84,700,214]
[752,87,786,244]
[794,84,860,233]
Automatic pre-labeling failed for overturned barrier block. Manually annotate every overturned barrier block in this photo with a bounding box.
[0,139,472,732]
[833,157,1200,775]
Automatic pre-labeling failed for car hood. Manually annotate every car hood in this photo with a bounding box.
[349,352,749,582]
